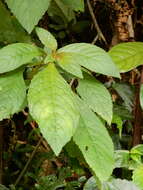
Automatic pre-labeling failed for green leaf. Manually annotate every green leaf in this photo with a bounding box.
[0,1,30,43]
[36,27,57,51]
[58,43,120,78]
[113,83,134,112]
[115,150,130,168]
[83,177,98,190]
[62,0,84,12]
[48,0,75,26]
[28,64,79,155]
[0,185,9,190]
[112,114,123,137]
[65,140,83,159]
[55,52,83,78]
[104,179,140,190]
[133,164,143,190]
[84,177,139,190]
[113,104,132,120]
[140,84,143,110]
[109,42,143,72]
[6,0,51,33]
[130,145,143,163]
[73,97,114,181]
[77,74,113,124]
[131,145,143,155]
[0,43,42,74]
[0,71,26,121]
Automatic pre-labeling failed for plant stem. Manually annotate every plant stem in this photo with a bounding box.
[133,66,143,146]
[87,0,107,44]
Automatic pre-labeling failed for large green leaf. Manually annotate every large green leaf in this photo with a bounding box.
[62,0,84,12]
[109,42,143,72]
[36,27,57,51]
[0,71,26,121]
[73,97,114,181]
[28,64,79,155]
[77,74,113,124]
[133,164,143,190]
[0,43,42,74]
[58,43,120,78]
[6,0,51,33]
[0,1,30,43]
[55,52,83,78]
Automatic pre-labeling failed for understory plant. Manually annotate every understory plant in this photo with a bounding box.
[0,27,120,183]
[1,26,143,189]
[1,0,143,189]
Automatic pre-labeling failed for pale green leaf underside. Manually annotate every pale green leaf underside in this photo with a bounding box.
[83,176,97,190]
[62,0,84,12]
[104,179,140,190]
[0,71,26,121]
[0,43,42,74]
[140,85,143,110]
[36,27,57,50]
[58,43,120,78]
[6,0,51,33]
[84,177,139,190]
[133,164,143,190]
[77,74,113,124]
[109,42,143,73]
[56,52,83,78]
[28,64,79,155]
[73,97,114,181]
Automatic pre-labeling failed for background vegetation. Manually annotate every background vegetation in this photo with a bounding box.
[0,0,143,189]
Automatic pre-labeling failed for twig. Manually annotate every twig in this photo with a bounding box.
[87,0,107,44]
[92,34,98,44]
[22,111,50,152]
[14,137,42,186]
[30,121,50,151]
[70,78,75,87]
[127,15,134,39]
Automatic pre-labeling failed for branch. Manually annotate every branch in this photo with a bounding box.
[87,0,107,44]
[133,66,143,146]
